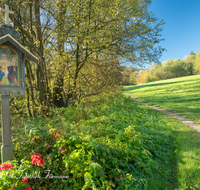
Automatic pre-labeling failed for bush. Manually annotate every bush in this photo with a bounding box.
[0,94,176,189]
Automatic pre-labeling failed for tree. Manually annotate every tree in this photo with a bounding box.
[183,52,195,75]
[194,50,200,74]
[3,0,165,116]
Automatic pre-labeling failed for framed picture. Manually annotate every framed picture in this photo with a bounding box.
[0,46,18,86]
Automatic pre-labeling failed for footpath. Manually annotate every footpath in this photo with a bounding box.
[124,92,200,134]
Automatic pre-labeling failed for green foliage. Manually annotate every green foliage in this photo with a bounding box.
[0,159,45,190]
[128,51,197,85]
[120,66,142,85]
[145,59,195,83]
[194,50,200,74]
[0,0,165,115]
[4,93,178,189]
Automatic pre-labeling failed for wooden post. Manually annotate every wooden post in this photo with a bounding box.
[0,4,38,163]
[1,95,13,163]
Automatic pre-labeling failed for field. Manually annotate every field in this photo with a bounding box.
[1,93,182,189]
[0,75,200,189]
[124,74,200,123]
[125,75,200,189]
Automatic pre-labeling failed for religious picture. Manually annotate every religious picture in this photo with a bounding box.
[0,47,18,85]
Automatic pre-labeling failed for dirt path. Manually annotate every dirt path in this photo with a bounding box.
[125,92,200,134]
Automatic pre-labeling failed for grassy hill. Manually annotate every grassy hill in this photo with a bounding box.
[124,74,200,123]
[0,85,200,189]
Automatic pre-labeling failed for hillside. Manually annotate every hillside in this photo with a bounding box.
[125,74,200,123]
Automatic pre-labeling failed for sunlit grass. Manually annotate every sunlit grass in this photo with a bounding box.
[125,74,200,123]
[131,96,200,189]
[175,125,200,190]
[124,75,200,189]
[1,88,200,189]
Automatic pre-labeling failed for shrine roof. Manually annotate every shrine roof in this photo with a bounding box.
[0,34,38,63]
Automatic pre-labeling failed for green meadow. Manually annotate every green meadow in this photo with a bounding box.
[1,75,200,189]
[0,90,198,189]
[124,74,200,123]
[125,75,200,189]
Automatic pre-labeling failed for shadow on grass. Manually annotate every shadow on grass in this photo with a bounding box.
[136,96,200,104]
[172,130,200,189]
[124,78,200,92]
[125,89,200,189]
[165,130,200,189]
[130,103,179,189]
[127,93,200,122]
[137,104,200,189]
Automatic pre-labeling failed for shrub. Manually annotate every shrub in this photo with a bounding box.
[2,94,176,189]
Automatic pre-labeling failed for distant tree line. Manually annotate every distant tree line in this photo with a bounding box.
[121,50,200,85]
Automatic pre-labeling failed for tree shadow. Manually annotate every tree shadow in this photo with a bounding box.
[137,104,200,189]
[124,78,199,92]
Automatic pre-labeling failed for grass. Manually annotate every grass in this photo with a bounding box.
[124,74,200,123]
[131,96,200,190]
[0,89,200,189]
[124,75,200,189]
[175,128,200,190]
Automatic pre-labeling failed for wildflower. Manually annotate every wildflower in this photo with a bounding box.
[26,187,32,190]
[22,177,28,183]
[39,159,44,165]
[9,188,14,190]
[31,154,44,166]
[0,162,13,170]
[31,154,41,160]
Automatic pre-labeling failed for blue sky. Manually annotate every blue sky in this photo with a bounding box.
[149,0,200,63]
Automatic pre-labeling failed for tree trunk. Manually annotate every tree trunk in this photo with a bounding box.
[34,0,47,113]
[52,0,66,107]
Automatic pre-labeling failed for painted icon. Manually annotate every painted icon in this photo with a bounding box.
[0,47,18,85]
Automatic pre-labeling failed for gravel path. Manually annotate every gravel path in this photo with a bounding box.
[125,92,200,134]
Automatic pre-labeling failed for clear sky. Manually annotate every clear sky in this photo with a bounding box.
[149,0,200,63]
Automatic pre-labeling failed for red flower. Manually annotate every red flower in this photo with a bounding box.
[26,188,32,190]
[22,177,28,183]
[40,159,44,165]
[31,159,37,164]
[31,154,40,160]
[36,158,44,166]
[0,162,13,170]
[31,154,44,166]
[9,188,14,190]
